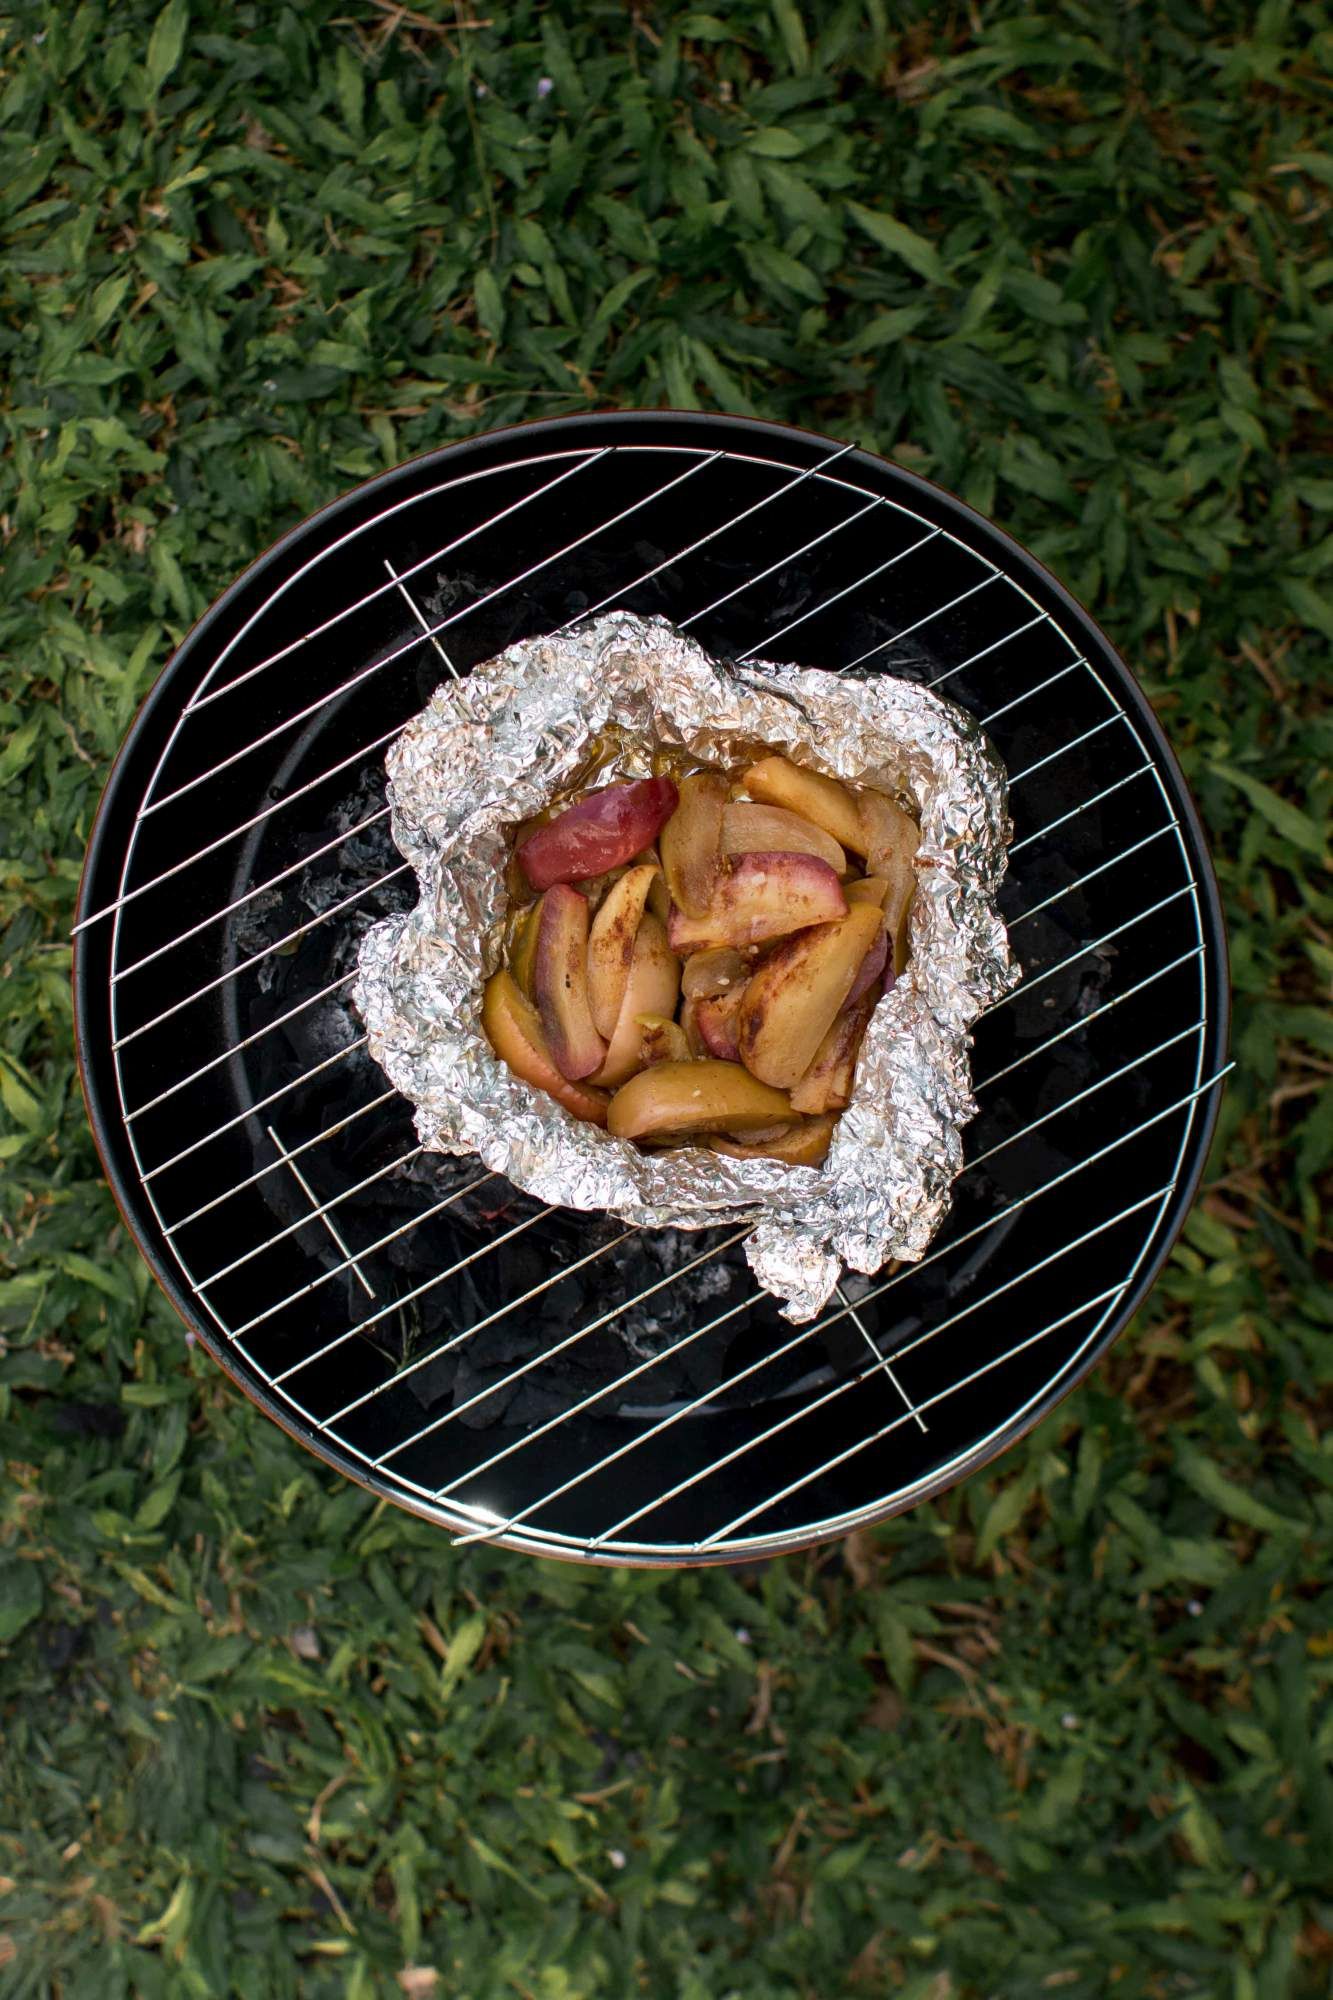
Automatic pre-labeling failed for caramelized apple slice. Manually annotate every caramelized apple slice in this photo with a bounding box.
[681,947,749,1000]
[586,863,661,1039]
[680,995,709,1059]
[659,771,727,918]
[743,755,865,856]
[856,787,919,876]
[508,901,542,998]
[721,802,845,874]
[707,1115,837,1167]
[845,922,888,1006]
[517,776,678,891]
[607,1060,792,1141]
[589,915,681,1088]
[789,992,877,1115]
[481,972,610,1127]
[736,902,884,1089]
[667,852,847,953]
[531,885,605,1080]
[844,874,889,911]
[693,986,747,1062]
[636,1014,691,1065]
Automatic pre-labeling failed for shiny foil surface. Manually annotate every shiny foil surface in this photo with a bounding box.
[354,612,1019,1322]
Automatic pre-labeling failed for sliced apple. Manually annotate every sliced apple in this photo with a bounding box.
[481,971,610,1127]
[856,787,919,877]
[789,992,876,1115]
[531,884,605,1080]
[637,1014,691,1065]
[589,914,681,1088]
[693,985,747,1062]
[707,1115,837,1167]
[736,902,884,1090]
[882,858,917,975]
[680,995,709,1059]
[845,921,888,1006]
[517,776,678,891]
[845,874,889,911]
[508,901,542,998]
[667,851,847,954]
[681,946,749,1000]
[743,755,865,856]
[607,1060,792,1142]
[659,771,727,918]
[586,863,662,1039]
[721,801,845,874]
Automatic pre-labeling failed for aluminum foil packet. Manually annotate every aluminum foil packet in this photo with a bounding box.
[354,611,1019,1322]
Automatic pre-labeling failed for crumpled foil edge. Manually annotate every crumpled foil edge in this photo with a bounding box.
[353,610,1020,1323]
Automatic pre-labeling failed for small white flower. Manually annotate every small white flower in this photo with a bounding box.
[608,1848,626,1869]
[536,77,554,99]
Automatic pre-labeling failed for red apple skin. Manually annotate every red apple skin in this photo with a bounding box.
[667,852,847,953]
[845,925,888,1007]
[481,972,610,1126]
[517,777,678,891]
[531,885,606,1080]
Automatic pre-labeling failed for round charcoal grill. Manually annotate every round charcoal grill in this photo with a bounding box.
[74,413,1229,1565]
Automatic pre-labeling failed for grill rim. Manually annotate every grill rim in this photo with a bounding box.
[72,408,1231,1566]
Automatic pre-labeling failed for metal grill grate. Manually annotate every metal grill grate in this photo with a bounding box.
[74,416,1228,1564]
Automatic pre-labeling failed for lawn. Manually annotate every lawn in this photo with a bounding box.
[1,1,1331,1994]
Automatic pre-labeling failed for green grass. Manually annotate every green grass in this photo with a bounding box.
[2,1,1332,1993]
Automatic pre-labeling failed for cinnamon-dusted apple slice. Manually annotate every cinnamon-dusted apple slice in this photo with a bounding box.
[659,771,727,918]
[586,862,662,1039]
[721,802,845,874]
[789,992,877,1115]
[637,1014,691,1065]
[607,1060,792,1142]
[531,884,605,1080]
[742,755,865,857]
[693,985,747,1062]
[844,874,889,911]
[707,1115,837,1167]
[681,946,749,1000]
[517,776,678,891]
[667,852,847,954]
[856,786,919,877]
[589,914,681,1088]
[481,971,610,1127]
[736,902,884,1090]
[845,922,888,1006]
[680,995,709,1059]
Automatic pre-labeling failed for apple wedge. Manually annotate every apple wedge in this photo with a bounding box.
[508,901,542,998]
[517,776,678,891]
[845,922,888,1006]
[637,1014,691,1065]
[531,884,605,1080]
[789,991,876,1115]
[607,1060,792,1142]
[586,862,662,1039]
[736,902,884,1089]
[721,802,845,874]
[707,1115,837,1167]
[680,995,709,1059]
[856,787,919,877]
[844,875,889,911]
[743,755,865,856]
[481,971,610,1127]
[659,771,727,918]
[589,914,681,1088]
[667,852,847,953]
[681,946,749,999]
[693,986,747,1062]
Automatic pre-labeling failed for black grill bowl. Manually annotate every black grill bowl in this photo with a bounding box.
[74,412,1229,1565]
